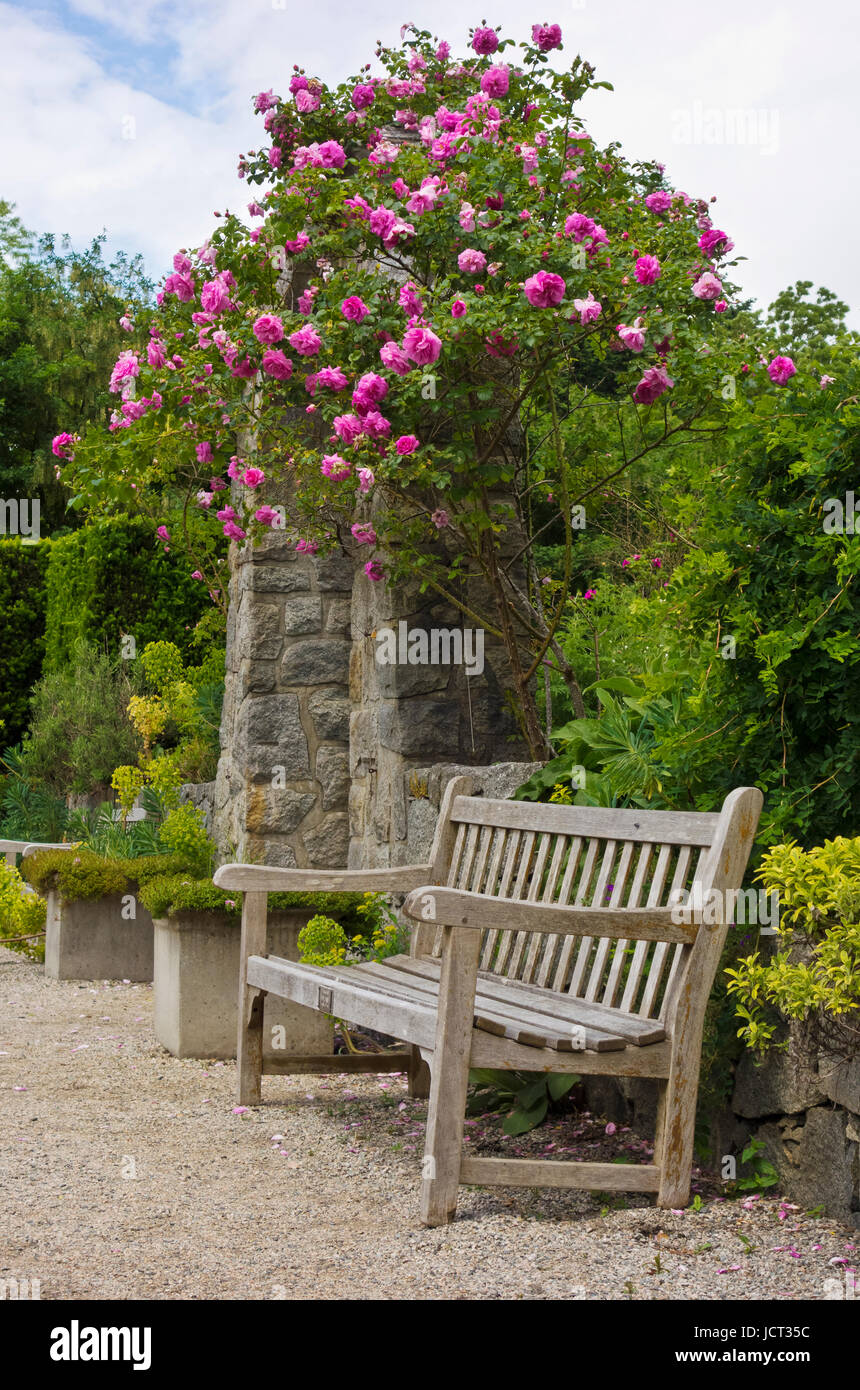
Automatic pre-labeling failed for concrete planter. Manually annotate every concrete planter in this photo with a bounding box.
[45,889,154,982]
[153,909,334,1060]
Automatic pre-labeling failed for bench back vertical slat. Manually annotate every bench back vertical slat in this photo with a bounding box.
[423,790,761,1024]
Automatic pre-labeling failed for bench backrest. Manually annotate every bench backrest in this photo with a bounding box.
[420,781,763,1025]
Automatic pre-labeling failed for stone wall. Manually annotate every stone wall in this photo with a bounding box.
[213,527,353,868]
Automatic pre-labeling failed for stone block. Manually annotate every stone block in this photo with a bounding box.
[246,786,315,834]
[308,688,350,741]
[245,566,310,593]
[733,1027,827,1118]
[282,596,323,635]
[153,909,333,1060]
[324,597,352,635]
[240,603,284,661]
[315,746,350,811]
[378,699,453,757]
[281,639,351,686]
[315,552,354,591]
[302,813,350,867]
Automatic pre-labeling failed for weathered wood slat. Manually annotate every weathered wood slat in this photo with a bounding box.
[638,845,692,1017]
[386,956,665,1046]
[262,1052,407,1074]
[602,841,652,1007]
[618,842,674,1015]
[553,836,599,991]
[356,960,627,1052]
[451,796,720,844]
[460,1157,661,1192]
[214,864,434,893]
[402,887,698,944]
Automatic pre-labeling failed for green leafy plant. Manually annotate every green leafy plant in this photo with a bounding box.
[726,836,860,1057]
[22,848,198,902]
[0,860,47,961]
[467,1069,578,1136]
[733,1139,780,1193]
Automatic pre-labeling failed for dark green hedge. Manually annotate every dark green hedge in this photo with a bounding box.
[0,540,49,747]
[43,516,211,673]
[22,849,199,901]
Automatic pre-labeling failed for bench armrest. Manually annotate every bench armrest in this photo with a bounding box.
[402,887,697,944]
[213,864,435,894]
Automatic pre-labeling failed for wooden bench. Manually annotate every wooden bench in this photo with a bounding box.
[214,779,762,1225]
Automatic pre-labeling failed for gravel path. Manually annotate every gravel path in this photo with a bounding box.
[1,943,856,1301]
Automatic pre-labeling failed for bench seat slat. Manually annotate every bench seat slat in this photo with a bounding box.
[387,955,666,1045]
[451,796,720,845]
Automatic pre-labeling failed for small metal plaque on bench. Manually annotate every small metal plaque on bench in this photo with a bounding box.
[318,987,333,1012]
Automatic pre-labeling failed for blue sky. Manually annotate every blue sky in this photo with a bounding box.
[3,0,858,329]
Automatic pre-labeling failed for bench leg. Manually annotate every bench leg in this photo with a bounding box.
[237,891,267,1105]
[408,1045,431,1099]
[655,1074,695,1209]
[420,927,480,1227]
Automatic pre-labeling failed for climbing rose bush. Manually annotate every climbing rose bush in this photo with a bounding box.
[59,20,797,753]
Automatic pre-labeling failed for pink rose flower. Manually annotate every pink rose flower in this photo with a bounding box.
[254,90,277,113]
[296,89,320,112]
[254,506,280,527]
[364,559,384,581]
[644,190,672,213]
[571,291,602,325]
[379,340,412,375]
[523,271,566,307]
[253,314,285,344]
[289,325,322,356]
[320,454,351,481]
[691,272,723,301]
[352,83,375,109]
[395,435,419,455]
[196,491,213,508]
[369,206,397,239]
[531,22,562,51]
[358,467,375,493]
[362,410,391,438]
[341,296,370,322]
[398,283,424,315]
[210,477,226,492]
[634,255,661,286]
[714,300,728,313]
[352,372,388,413]
[295,537,319,554]
[262,349,293,379]
[109,350,140,393]
[191,570,204,580]
[147,340,167,368]
[163,271,195,301]
[431,508,449,529]
[480,65,509,98]
[351,523,377,545]
[156,525,170,542]
[316,366,349,391]
[402,324,442,365]
[200,278,230,314]
[196,441,214,464]
[333,414,363,444]
[617,319,646,352]
[451,299,467,318]
[284,233,310,254]
[51,432,76,459]
[242,467,265,488]
[319,140,345,168]
[458,248,487,275]
[767,355,796,385]
[698,227,733,256]
[471,26,499,54]
[223,520,247,541]
[632,365,674,404]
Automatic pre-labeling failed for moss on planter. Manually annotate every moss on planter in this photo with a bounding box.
[139,873,371,934]
[22,849,199,902]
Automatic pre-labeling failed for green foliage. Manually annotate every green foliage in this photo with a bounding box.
[21,848,194,902]
[0,859,46,962]
[297,914,348,968]
[0,746,69,842]
[17,638,139,797]
[0,216,152,529]
[43,517,214,675]
[156,803,214,876]
[0,540,49,748]
[63,796,165,858]
[733,1139,780,1193]
[726,836,860,1055]
[467,1069,578,1135]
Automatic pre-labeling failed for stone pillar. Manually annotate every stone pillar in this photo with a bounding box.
[348,572,529,867]
[214,526,354,868]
